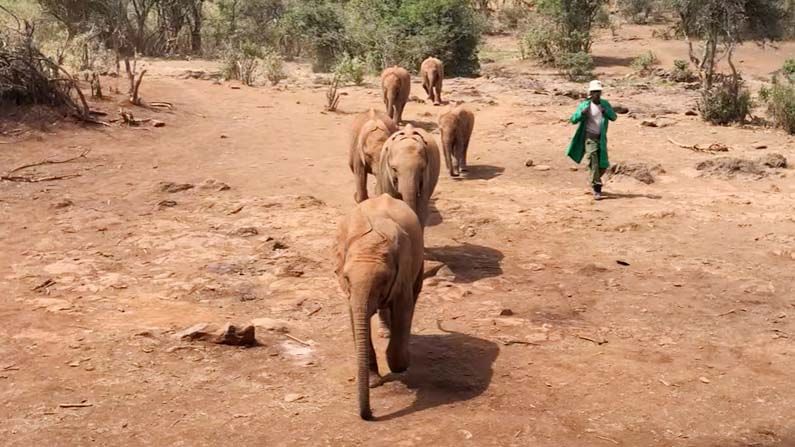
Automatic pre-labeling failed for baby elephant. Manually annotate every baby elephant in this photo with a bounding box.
[381,66,411,124]
[349,109,399,203]
[335,194,424,421]
[420,57,444,106]
[438,105,475,177]
[376,124,440,227]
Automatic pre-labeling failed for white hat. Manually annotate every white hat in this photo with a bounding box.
[588,80,603,92]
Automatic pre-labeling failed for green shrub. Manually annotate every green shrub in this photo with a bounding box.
[783,58,795,81]
[558,51,594,81]
[262,49,287,85]
[222,43,265,85]
[699,77,753,125]
[279,0,349,73]
[760,77,795,134]
[631,51,659,74]
[519,19,557,64]
[346,0,483,76]
[334,53,366,85]
[618,0,657,24]
[671,59,696,82]
[496,5,531,30]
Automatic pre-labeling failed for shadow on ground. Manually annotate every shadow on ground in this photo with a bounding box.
[426,243,504,282]
[404,120,438,132]
[461,165,505,181]
[377,330,499,421]
[602,192,662,200]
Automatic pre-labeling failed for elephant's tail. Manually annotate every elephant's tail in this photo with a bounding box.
[386,83,399,119]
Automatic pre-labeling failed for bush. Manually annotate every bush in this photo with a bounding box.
[262,49,287,85]
[698,77,753,125]
[346,0,483,76]
[783,58,795,81]
[333,53,366,85]
[618,0,657,24]
[279,0,349,72]
[222,43,265,85]
[519,18,557,64]
[671,59,696,82]
[631,51,659,74]
[496,5,531,30]
[558,51,594,81]
[760,77,795,134]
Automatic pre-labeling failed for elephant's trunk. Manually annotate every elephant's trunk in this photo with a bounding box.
[351,293,373,420]
[401,181,421,224]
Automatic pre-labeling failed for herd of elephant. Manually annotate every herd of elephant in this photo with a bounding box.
[335,57,477,420]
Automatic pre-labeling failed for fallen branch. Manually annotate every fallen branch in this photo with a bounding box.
[497,338,539,346]
[576,334,608,345]
[1,174,82,183]
[667,138,730,153]
[283,333,311,346]
[58,402,93,408]
[6,149,90,174]
[148,101,173,110]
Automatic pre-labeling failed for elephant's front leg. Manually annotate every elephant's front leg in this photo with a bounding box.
[386,293,414,373]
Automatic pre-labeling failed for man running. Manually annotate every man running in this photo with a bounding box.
[565,80,617,200]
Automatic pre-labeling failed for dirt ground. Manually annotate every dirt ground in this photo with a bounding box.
[1,28,794,447]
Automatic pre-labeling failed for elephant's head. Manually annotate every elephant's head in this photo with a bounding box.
[358,112,396,173]
[336,216,402,420]
[378,125,431,220]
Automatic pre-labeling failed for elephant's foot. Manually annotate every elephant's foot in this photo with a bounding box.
[433,100,441,106]
[450,170,460,178]
[377,323,391,339]
[368,371,385,388]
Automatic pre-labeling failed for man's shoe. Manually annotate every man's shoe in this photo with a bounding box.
[594,191,603,201]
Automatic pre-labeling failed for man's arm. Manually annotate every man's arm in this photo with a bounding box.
[602,101,617,121]
[570,102,589,124]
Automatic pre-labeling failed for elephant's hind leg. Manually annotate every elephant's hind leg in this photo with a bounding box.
[377,308,392,339]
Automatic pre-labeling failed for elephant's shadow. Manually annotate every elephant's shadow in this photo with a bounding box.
[376,329,499,421]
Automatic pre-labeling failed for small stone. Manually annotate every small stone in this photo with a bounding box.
[213,323,257,346]
[685,110,698,116]
[524,159,534,167]
[151,120,165,128]
[641,120,658,127]
[499,309,514,316]
[160,182,194,193]
[174,323,211,340]
[753,143,768,150]
[284,394,304,403]
[158,200,177,208]
[534,165,551,171]
[699,376,711,384]
[613,106,629,114]
[53,199,74,209]
[232,227,258,237]
[251,318,290,333]
[220,134,229,139]
[435,265,457,281]
[464,227,477,237]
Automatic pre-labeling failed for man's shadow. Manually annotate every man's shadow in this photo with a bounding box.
[601,192,662,200]
[376,328,499,421]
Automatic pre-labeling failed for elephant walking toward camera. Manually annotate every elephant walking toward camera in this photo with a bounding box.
[420,57,443,105]
[438,105,475,177]
[335,194,424,420]
[381,66,411,124]
[349,109,399,203]
[376,124,440,227]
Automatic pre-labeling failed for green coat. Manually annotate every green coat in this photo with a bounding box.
[566,99,617,169]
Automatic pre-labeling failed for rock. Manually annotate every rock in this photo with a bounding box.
[151,120,165,128]
[160,182,194,193]
[641,120,658,127]
[685,110,698,116]
[284,393,304,403]
[213,324,257,346]
[464,227,477,237]
[699,376,711,384]
[760,153,787,169]
[175,323,211,340]
[499,309,514,316]
[753,143,768,150]
[232,227,259,237]
[524,159,534,167]
[423,260,446,278]
[534,165,551,171]
[199,179,231,191]
[53,199,74,209]
[613,105,629,114]
[158,200,177,208]
[606,162,665,184]
[251,317,290,333]
[435,265,457,282]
